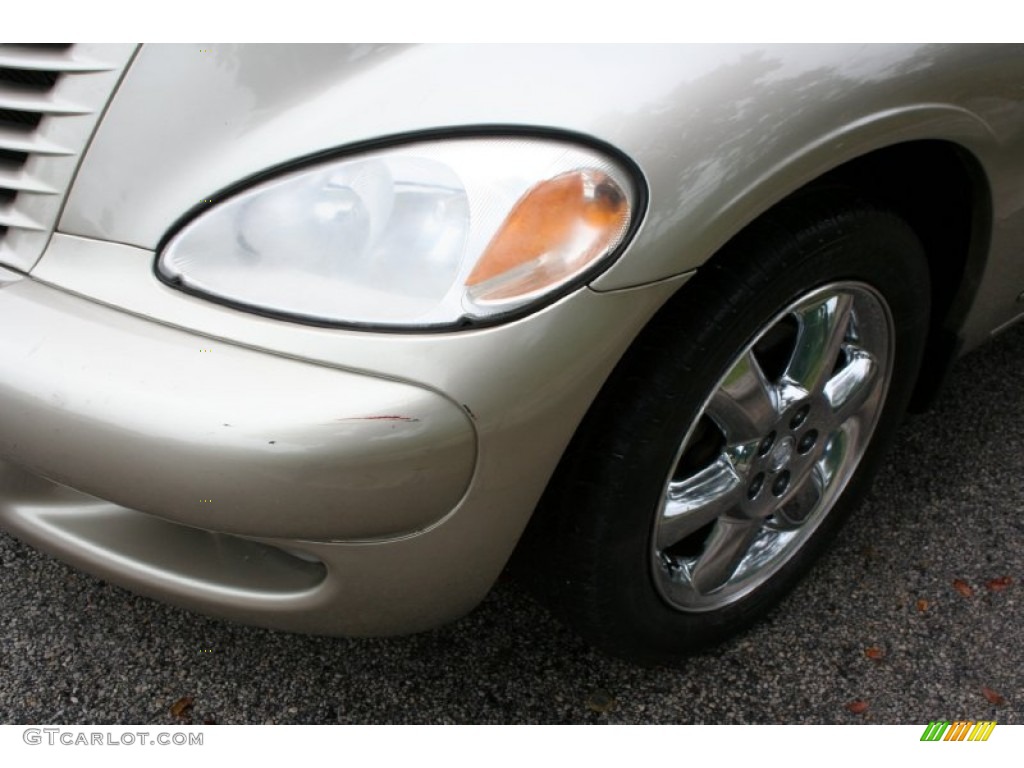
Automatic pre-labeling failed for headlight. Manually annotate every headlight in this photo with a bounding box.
[157,136,639,329]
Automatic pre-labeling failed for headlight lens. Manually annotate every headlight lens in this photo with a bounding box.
[157,137,638,328]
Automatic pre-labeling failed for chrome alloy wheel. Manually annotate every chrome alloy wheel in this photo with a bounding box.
[652,282,894,612]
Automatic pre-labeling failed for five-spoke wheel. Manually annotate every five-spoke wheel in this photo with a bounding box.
[530,191,930,662]
[654,283,892,611]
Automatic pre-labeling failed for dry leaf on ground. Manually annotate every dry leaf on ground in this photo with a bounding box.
[982,687,1007,706]
[985,577,1012,592]
[170,696,195,719]
[845,699,869,714]
[952,579,973,597]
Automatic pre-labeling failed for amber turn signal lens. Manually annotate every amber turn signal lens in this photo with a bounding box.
[465,169,630,304]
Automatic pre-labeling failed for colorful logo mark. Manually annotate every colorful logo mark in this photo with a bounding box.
[920,720,996,742]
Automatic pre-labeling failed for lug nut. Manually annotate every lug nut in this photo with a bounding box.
[747,472,765,500]
[758,431,776,456]
[772,470,790,497]
[798,429,818,454]
[790,405,810,430]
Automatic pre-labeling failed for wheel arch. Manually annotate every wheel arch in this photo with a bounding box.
[813,140,992,411]
[645,138,993,413]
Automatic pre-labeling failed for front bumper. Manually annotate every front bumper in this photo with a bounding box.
[0,244,689,635]
[0,270,484,633]
[0,273,476,542]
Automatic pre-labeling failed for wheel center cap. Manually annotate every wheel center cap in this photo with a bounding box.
[767,436,795,472]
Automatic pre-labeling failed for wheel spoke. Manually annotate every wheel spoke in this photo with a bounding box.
[689,519,762,595]
[707,349,777,443]
[658,455,744,549]
[824,346,878,425]
[783,293,854,396]
[818,425,850,488]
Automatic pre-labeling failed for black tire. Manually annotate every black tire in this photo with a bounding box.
[530,188,931,664]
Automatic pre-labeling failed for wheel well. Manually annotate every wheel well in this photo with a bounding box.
[813,140,991,411]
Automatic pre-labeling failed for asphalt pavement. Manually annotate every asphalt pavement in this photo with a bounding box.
[1,322,1022,725]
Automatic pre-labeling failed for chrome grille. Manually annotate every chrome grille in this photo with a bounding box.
[0,43,136,272]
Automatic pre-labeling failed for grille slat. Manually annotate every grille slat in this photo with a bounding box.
[0,162,57,194]
[0,82,90,116]
[0,48,111,73]
[0,43,135,271]
[0,123,73,156]
[0,198,44,231]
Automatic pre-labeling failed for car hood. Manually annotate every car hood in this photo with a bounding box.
[57,43,1007,290]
